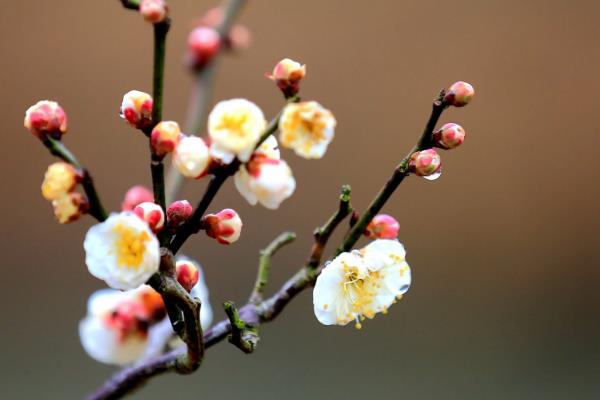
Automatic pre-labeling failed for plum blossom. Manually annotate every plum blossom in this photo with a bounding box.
[172,136,211,179]
[279,101,336,159]
[208,98,266,163]
[234,155,295,209]
[79,286,165,365]
[313,239,411,329]
[84,212,160,290]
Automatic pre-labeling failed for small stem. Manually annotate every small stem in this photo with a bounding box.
[148,21,170,245]
[307,185,352,270]
[223,301,258,353]
[152,22,169,126]
[250,231,297,304]
[119,0,140,10]
[336,91,448,255]
[43,137,108,222]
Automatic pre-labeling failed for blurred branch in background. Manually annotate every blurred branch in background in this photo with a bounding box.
[165,0,248,202]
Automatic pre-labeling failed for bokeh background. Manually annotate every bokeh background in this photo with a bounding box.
[1,0,599,398]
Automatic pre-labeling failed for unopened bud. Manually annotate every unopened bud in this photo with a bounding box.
[166,200,193,229]
[365,214,400,239]
[139,0,169,24]
[434,123,465,150]
[172,136,211,179]
[122,185,154,211]
[53,192,89,224]
[266,58,306,98]
[24,100,68,140]
[151,121,181,157]
[133,202,165,232]
[175,260,199,292]
[444,81,475,107]
[203,208,242,244]
[409,149,442,177]
[41,162,80,201]
[187,26,221,69]
[120,90,153,129]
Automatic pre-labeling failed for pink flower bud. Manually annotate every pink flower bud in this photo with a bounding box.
[139,0,169,24]
[41,162,81,201]
[365,214,400,239]
[53,192,89,224]
[203,208,242,244]
[24,100,68,140]
[120,90,153,129]
[187,26,221,69]
[409,149,442,177]
[266,58,306,98]
[166,200,193,229]
[434,123,465,150]
[444,81,475,107]
[151,121,181,157]
[122,185,154,211]
[133,202,165,232]
[175,260,199,292]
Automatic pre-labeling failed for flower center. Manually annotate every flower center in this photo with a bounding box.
[217,112,250,138]
[341,263,379,325]
[112,223,151,269]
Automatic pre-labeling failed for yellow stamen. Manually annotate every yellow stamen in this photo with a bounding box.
[112,223,151,269]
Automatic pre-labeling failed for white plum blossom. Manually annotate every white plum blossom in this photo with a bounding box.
[313,239,411,329]
[208,98,266,163]
[79,288,151,365]
[279,101,336,159]
[84,212,160,290]
[172,135,211,179]
[234,156,296,209]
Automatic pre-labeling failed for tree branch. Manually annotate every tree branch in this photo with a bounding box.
[336,90,448,254]
[250,231,297,304]
[42,137,108,222]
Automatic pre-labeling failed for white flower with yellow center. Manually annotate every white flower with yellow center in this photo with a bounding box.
[84,212,160,290]
[279,101,336,159]
[313,239,411,329]
[208,98,267,163]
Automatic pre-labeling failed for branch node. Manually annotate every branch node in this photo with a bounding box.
[223,301,259,354]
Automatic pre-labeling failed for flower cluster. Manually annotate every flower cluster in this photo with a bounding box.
[40,162,88,223]
[24,1,476,391]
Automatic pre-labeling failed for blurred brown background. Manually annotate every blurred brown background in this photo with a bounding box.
[1,0,599,398]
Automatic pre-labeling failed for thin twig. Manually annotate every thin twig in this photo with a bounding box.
[223,301,259,353]
[250,231,297,304]
[336,91,448,255]
[307,185,352,270]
